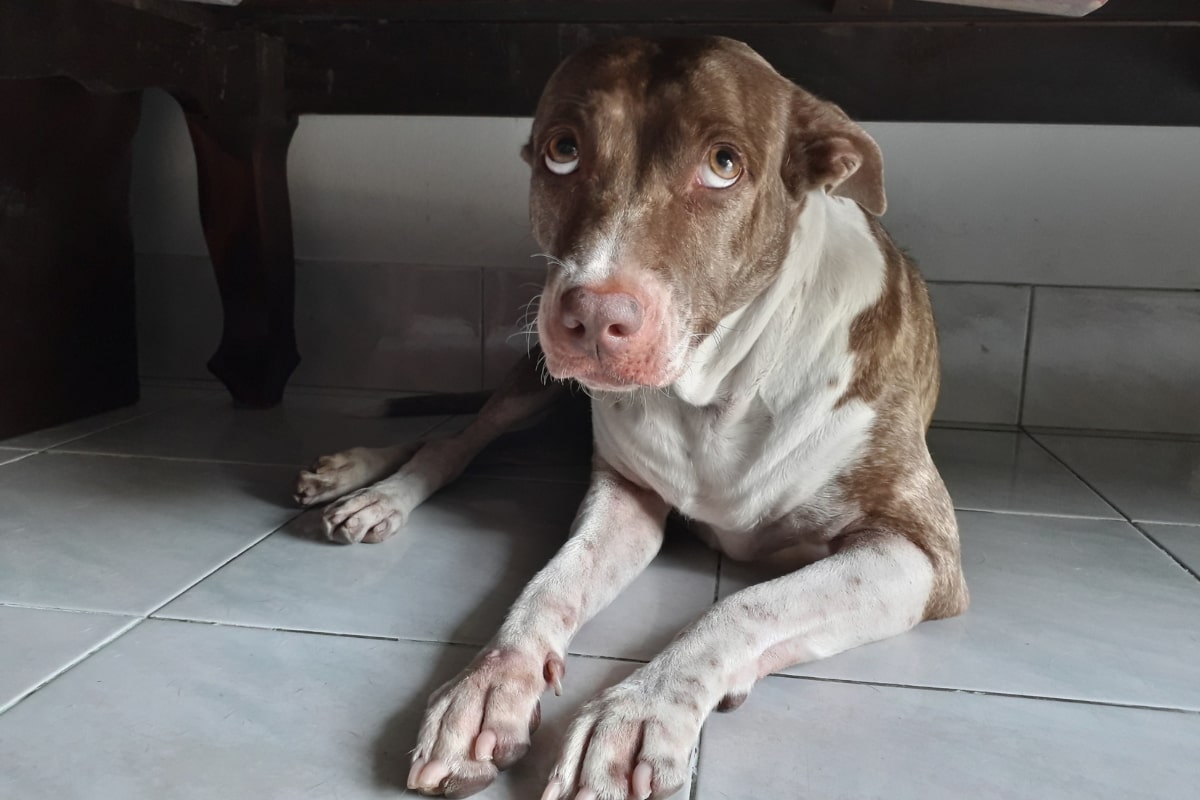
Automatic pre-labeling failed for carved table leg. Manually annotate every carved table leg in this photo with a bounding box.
[181,111,300,408]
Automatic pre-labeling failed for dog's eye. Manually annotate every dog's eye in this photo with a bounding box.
[545,133,580,175]
[700,146,743,189]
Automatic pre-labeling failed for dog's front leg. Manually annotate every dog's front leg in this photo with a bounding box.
[408,465,670,798]
[545,529,939,800]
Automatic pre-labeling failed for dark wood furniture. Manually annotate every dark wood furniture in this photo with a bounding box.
[1,0,1196,438]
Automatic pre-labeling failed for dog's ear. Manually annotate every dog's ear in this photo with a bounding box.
[784,89,886,216]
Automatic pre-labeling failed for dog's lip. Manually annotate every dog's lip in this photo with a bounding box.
[548,362,659,392]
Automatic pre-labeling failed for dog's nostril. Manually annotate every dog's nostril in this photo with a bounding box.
[606,323,631,339]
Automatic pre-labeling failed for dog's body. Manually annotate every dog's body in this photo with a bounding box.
[296,37,966,800]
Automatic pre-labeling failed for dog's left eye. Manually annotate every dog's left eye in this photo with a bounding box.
[545,133,580,175]
[700,146,743,189]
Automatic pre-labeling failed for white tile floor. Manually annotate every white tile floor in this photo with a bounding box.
[2,388,1199,799]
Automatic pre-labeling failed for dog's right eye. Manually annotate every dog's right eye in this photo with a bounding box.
[545,133,580,175]
[700,145,743,189]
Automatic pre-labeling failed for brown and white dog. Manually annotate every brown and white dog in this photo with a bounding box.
[295,37,968,800]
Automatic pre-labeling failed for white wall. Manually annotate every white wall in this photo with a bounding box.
[132,90,1200,432]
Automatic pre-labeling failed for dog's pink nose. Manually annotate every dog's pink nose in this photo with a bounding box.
[559,287,645,356]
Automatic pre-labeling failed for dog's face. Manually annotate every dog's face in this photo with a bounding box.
[527,37,886,392]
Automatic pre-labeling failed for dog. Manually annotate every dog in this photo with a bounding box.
[295,36,968,800]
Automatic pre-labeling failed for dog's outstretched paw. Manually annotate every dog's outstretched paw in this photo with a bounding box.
[408,647,559,797]
[320,485,412,544]
[294,443,422,508]
[543,678,699,800]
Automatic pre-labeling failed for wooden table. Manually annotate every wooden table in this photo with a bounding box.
[1,0,1196,436]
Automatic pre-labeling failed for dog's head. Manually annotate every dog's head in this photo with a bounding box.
[526,37,886,392]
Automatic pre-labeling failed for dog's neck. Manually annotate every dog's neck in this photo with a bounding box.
[671,191,888,408]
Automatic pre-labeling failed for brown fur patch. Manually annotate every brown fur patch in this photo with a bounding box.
[834,215,967,620]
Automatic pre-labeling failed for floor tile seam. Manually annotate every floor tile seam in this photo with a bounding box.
[0,451,39,468]
[1022,426,1200,444]
[772,673,1200,716]
[1016,283,1037,427]
[135,616,658,666]
[951,505,1121,521]
[0,601,141,619]
[1023,428,1200,586]
[44,448,306,470]
[1021,429,1134,519]
[19,406,172,454]
[0,616,145,717]
[1130,523,1200,584]
[142,513,306,619]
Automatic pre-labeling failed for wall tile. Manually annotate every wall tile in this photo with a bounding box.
[1023,288,1200,434]
[287,115,538,266]
[868,122,1200,289]
[927,282,1030,425]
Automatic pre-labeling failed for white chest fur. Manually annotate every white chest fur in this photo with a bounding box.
[591,193,887,542]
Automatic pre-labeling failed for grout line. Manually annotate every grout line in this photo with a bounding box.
[1023,429,1200,586]
[0,450,38,468]
[143,615,656,666]
[772,672,1200,716]
[1024,425,1200,444]
[142,516,306,620]
[0,602,140,618]
[1016,285,1036,427]
[950,505,1121,522]
[925,279,1200,293]
[0,617,145,716]
[1021,429,1131,518]
[6,407,165,457]
[1133,522,1200,584]
[0,512,304,720]
[47,448,306,470]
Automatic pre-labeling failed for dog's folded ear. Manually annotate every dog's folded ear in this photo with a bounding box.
[784,89,887,216]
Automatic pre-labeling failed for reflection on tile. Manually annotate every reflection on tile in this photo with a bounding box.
[1023,288,1200,435]
[927,429,1115,518]
[0,607,134,709]
[294,261,482,393]
[719,512,1200,710]
[162,476,718,662]
[466,398,594,484]
[1035,435,1200,524]
[135,253,222,382]
[927,282,1029,425]
[483,266,546,388]
[54,392,446,467]
[0,620,686,799]
[0,453,297,615]
[1139,523,1200,577]
[697,675,1200,800]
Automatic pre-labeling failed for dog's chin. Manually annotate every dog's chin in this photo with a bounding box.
[545,360,676,393]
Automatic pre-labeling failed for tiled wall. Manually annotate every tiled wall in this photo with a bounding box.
[131,91,1200,434]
